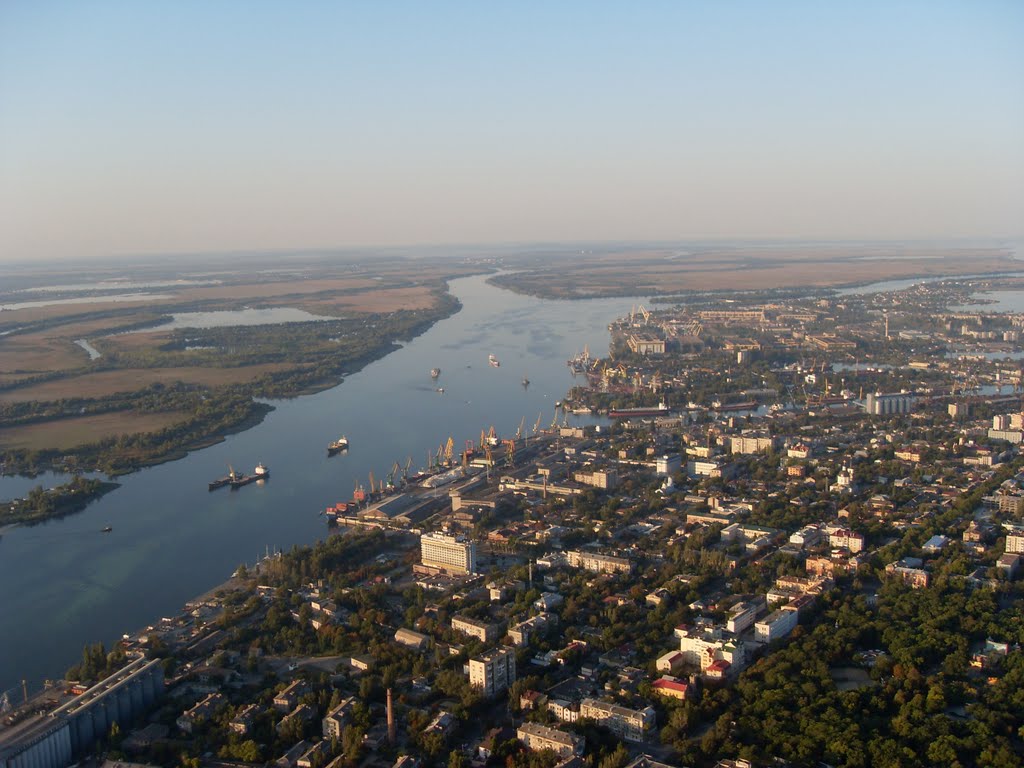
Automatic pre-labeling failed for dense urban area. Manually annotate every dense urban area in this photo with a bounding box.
[4,275,1024,768]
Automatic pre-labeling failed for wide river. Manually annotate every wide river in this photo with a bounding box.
[0,274,643,694]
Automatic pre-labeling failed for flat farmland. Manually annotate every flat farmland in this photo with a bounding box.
[0,410,190,451]
[494,246,1024,298]
[0,364,295,403]
[0,333,92,373]
[300,285,437,314]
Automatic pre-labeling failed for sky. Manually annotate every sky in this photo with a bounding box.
[1,1,1022,262]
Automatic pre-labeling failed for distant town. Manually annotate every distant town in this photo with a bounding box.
[3,273,1024,768]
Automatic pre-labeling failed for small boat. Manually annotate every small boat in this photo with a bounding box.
[430,367,441,378]
[328,436,349,456]
[489,354,500,368]
[101,526,112,533]
[436,387,445,393]
[522,376,530,387]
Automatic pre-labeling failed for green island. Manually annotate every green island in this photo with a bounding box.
[2,476,120,526]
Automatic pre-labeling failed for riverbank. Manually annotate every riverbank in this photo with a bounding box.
[0,292,463,477]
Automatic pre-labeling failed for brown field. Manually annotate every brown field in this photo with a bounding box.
[175,277,383,302]
[498,249,1023,297]
[0,364,296,403]
[0,333,91,373]
[0,299,176,325]
[299,285,437,314]
[0,410,190,451]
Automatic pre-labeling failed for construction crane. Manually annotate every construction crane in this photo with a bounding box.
[403,457,412,482]
[549,408,560,430]
[444,436,454,465]
[533,412,543,436]
[638,304,651,325]
[503,438,516,466]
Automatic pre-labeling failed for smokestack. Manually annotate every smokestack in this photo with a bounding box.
[386,687,396,745]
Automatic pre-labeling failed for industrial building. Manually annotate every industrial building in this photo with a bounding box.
[1,657,164,768]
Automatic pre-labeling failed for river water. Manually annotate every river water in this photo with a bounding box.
[0,274,643,693]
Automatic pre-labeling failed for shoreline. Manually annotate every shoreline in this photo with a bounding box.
[0,294,463,479]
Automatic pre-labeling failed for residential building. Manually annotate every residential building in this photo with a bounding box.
[829,528,864,553]
[566,550,633,574]
[451,615,501,643]
[469,647,516,697]
[579,698,655,743]
[651,676,692,701]
[754,607,799,643]
[573,468,619,490]
[420,533,477,575]
[516,723,584,757]
[322,697,355,739]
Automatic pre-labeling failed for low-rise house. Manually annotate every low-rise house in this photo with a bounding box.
[177,693,226,734]
[297,741,331,768]
[517,723,585,757]
[651,675,691,701]
[229,703,260,735]
[579,698,655,743]
[322,697,355,739]
[451,615,502,643]
[274,681,311,713]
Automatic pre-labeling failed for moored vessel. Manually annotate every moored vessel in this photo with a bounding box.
[209,465,240,490]
[230,462,269,488]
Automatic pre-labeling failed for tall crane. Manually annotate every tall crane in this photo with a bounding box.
[444,436,454,465]
[503,438,516,466]
[533,412,543,436]
[515,415,526,442]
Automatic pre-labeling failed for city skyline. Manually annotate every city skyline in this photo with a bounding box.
[1,1,1022,262]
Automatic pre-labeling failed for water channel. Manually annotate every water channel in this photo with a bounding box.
[0,274,643,693]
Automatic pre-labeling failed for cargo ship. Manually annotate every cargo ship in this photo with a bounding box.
[328,436,349,456]
[209,466,241,490]
[489,354,500,367]
[607,402,671,418]
[230,462,269,489]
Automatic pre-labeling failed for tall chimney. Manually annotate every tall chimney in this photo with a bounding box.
[386,687,396,745]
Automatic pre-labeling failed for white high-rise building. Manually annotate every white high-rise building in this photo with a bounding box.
[420,532,477,574]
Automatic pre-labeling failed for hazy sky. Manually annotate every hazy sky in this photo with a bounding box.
[1,1,1022,262]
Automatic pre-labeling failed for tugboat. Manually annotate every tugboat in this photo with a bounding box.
[430,367,441,379]
[328,436,349,456]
